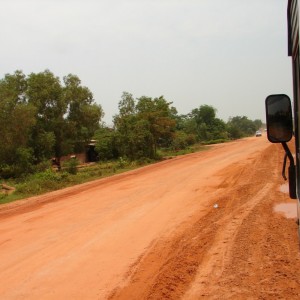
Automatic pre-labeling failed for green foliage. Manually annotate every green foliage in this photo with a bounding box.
[0,193,8,204]
[226,124,243,139]
[0,71,36,171]
[0,72,264,184]
[0,165,16,179]
[64,74,104,153]
[64,158,79,175]
[32,169,67,181]
[178,105,228,142]
[158,142,205,157]
[0,70,103,178]
[191,105,216,126]
[94,127,117,160]
[34,160,52,173]
[14,147,35,175]
[15,169,69,195]
[118,91,136,116]
[2,158,156,203]
[136,95,177,151]
[26,71,66,160]
[204,139,228,145]
[117,157,129,168]
[31,131,56,162]
[171,131,196,150]
[114,92,158,160]
[253,119,263,130]
[227,116,258,139]
[0,148,35,178]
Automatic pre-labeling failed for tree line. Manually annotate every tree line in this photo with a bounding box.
[0,70,262,178]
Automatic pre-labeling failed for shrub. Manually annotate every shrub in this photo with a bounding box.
[64,158,79,175]
[15,169,70,195]
[34,160,52,173]
[0,165,15,179]
[117,157,128,168]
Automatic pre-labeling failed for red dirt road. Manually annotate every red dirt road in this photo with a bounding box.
[0,137,300,299]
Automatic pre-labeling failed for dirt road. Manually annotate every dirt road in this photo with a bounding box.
[0,137,299,299]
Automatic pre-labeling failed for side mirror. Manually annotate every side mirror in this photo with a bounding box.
[265,94,293,143]
[265,94,297,199]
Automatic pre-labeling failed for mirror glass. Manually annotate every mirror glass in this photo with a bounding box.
[265,94,293,143]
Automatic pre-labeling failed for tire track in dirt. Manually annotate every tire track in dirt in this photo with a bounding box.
[110,143,300,299]
[183,184,274,299]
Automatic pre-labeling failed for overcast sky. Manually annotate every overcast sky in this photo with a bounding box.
[1,0,292,125]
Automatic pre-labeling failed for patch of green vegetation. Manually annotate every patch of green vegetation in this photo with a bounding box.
[0,193,19,205]
[158,143,206,158]
[0,143,212,205]
[0,158,153,204]
[203,139,229,145]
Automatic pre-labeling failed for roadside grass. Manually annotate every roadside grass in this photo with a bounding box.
[0,159,153,205]
[204,138,228,145]
[158,143,206,157]
[0,143,207,205]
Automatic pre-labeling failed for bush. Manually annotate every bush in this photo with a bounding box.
[0,148,35,178]
[15,169,70,195]
[34,160,52,173]
[136,157,153,165]
[16,181,43,195]
[117,157,128,168]
[64,158,79,175]
[204,139,228,145]
[33,169,66,181]
[171,132,197,151]
[14,147,35,176]
[0,165,16,179]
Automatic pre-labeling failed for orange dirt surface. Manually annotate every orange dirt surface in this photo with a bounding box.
[0,137,300,299]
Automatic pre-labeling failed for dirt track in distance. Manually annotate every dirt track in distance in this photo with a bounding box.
[0,136,300,299]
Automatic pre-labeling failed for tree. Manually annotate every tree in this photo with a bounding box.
[95,127,117,160]
[253,119,263,130]
[113,93,177,159]
[26,71,104,165]
[227,116,258,139]
[114,114,153,159]
[193,105,216,125]
[26,70,66,164]
[171,131,196,150]
[0,71,36,177]
[136,96,177,155]
[189,105,227,141]
[117,91,135,117]
[63,74,104,153]
[210,118,228,140]
[113,92,138,159]
[0,70,104,176]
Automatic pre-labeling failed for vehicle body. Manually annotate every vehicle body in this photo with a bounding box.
[287,0,300,236]
[255,130,262,137]
[265,0,300,237]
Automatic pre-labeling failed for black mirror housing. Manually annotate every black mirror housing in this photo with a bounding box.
[265,94,293,143]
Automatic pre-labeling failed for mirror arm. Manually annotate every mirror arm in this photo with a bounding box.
[282,153,288,180]
[281,142,294,166]
[281,142,297,199]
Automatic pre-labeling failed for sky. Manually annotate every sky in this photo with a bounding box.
[0,0,293,125]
